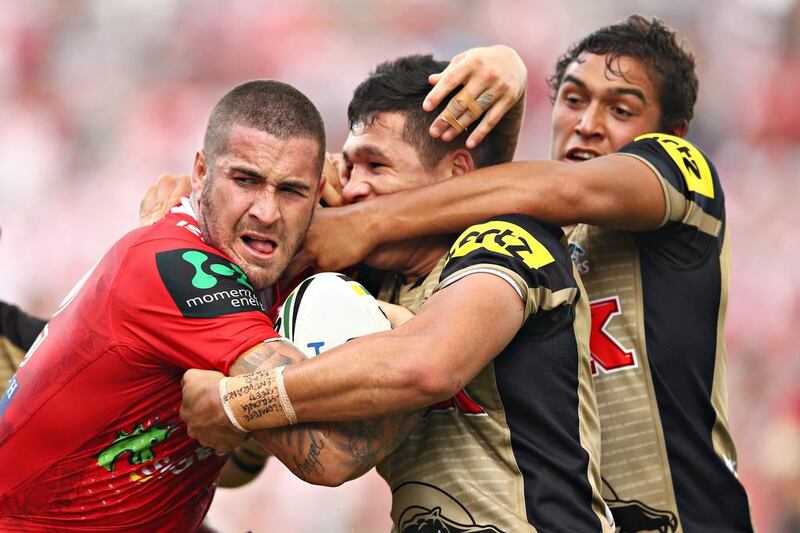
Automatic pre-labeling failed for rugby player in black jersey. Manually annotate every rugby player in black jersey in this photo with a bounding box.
[288,14,754,533]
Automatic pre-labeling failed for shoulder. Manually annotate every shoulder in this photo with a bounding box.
[442,214,576,292]
[446,213,570,268]
[618,133,723,210]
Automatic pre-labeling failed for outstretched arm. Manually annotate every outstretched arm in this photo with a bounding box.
[182,272,524,430]
[299,154,665,272]
[213,339,422,486]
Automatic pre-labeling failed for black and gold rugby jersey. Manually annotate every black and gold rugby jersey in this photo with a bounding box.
[0,301,45,394]
[377,214,612,533]
[566,134,752,532]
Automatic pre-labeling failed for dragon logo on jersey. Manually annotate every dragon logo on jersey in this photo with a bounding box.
[447,220,554,270]
[156,248,266,318]
[394,482,505,533]
[603,478,677,533]
[97,420,179,472]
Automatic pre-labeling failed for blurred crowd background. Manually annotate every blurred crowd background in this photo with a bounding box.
[1,0,798,531]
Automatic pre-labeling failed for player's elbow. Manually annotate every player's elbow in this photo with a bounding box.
[400,351,466,405]
[289,461,364,487]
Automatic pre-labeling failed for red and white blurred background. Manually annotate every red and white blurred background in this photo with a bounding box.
[1,0,798,530]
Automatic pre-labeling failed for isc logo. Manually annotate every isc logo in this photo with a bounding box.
[447,220,554,270]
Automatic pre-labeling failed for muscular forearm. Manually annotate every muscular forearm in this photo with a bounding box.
[225,330,448,429]
[368,161,565,242]
[228,339,423,485]
[252,411,421,486]
[362,155,665,245]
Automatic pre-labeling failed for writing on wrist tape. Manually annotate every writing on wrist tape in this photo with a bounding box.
[222,367,296,430]
[219,377,247,433]
[274,365,297,425]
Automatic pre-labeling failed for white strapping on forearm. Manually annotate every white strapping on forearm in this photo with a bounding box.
[275,365,297,425]
[219,376,247,433]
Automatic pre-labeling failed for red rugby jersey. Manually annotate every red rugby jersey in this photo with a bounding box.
[0,199,278,531]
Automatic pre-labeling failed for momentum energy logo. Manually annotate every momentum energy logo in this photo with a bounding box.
[157,248,266,318]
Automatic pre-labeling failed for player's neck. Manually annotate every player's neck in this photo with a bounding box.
[401,235,452,285]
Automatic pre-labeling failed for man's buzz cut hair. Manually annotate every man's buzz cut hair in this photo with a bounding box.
[203,79,326,173]
[347,54,509,171]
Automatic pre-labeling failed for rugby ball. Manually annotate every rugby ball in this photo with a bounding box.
[275,272,391,358]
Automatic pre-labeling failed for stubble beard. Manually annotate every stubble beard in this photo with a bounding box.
[198,183,310,291]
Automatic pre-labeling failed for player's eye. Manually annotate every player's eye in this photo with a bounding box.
[234,176,256,186]
[563,93,586,108]
[612,106,633,118]
[279,185,304,196]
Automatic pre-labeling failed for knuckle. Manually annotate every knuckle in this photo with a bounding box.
[448,98,467,114]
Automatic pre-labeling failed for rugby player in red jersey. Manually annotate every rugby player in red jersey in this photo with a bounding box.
[0,80,360,531]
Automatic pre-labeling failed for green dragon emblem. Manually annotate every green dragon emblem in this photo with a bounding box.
[97,421,178,472]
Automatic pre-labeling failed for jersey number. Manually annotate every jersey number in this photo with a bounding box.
[589,297,637,375]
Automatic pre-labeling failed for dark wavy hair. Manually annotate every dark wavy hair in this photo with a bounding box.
[547,15,698,132]
[348,54,508,170]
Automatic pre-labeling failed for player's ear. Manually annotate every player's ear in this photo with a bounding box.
[316,173,327,205]
[666,120,688,138]
[449,148,475,177]
[191,150,208,198]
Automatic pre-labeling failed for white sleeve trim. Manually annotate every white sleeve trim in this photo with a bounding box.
[437,268,525,302]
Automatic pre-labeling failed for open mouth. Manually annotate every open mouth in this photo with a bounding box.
[565,148,601,162]
[241,235,277,257]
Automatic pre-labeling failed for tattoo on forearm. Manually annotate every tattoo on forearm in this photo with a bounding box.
[257,409,424,483]
[230,340,303,375]
[294,428,327,478]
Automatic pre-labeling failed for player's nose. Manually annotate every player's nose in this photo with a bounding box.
[248,190,281,225]
[574,102,605,139]
[342,177,374,205]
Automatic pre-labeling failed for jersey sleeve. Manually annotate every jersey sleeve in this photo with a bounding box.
[617,133,726,265]
[436,214,580,323]
[113,242,279,375]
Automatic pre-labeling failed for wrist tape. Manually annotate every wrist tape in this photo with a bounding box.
[220,366,297,430]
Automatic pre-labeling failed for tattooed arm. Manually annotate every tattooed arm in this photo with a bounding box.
[182,273,525,438]
[185,338,421,486]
